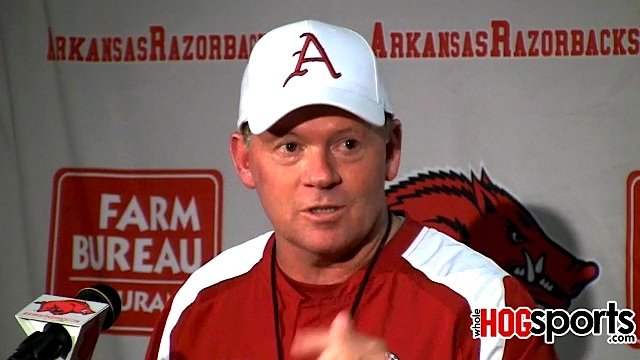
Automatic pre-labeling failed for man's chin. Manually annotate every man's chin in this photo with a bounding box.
[307,238,367,263]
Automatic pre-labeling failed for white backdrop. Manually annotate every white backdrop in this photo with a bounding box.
[1,1,639,359]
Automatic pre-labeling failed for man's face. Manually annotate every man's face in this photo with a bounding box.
[231,105,402,259]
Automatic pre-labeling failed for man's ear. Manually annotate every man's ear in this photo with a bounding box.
[385,118,402,181]
[229,132,256,189]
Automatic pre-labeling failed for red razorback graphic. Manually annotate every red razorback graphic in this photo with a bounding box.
[386,169,600,309]
[35,300,96,316]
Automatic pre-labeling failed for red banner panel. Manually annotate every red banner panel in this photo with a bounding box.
[47,168,223,336]
[627,170,640,349]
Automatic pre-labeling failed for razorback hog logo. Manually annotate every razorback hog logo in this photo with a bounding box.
[386,169,600,309]
[35,300,95,316]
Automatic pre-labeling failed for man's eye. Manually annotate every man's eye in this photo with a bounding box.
[281,143,298,152]
[343,139,359,150]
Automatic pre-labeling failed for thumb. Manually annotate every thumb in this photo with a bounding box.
[329,311,354,340]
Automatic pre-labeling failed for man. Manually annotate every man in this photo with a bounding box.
[146,20,557,359]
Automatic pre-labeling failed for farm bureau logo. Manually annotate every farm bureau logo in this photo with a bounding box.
[47,168,223,336]
[385,168,599,309]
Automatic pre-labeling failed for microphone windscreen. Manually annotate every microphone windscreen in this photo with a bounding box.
[76,284,122,330]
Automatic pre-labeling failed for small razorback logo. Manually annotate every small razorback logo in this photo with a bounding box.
[35,300,96,315]
[386,168,600,309]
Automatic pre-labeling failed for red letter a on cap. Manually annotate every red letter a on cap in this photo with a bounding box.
[283,33,342,87]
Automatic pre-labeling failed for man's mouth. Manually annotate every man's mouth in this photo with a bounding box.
[308,206,341,214]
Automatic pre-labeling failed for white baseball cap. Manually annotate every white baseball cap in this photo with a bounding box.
[237,20,393,134]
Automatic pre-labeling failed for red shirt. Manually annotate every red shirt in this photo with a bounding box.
[146,219,557,359]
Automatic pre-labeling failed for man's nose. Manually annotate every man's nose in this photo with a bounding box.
[302,149,341,189]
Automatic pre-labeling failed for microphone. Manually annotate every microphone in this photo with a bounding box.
[8,284,121,360]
